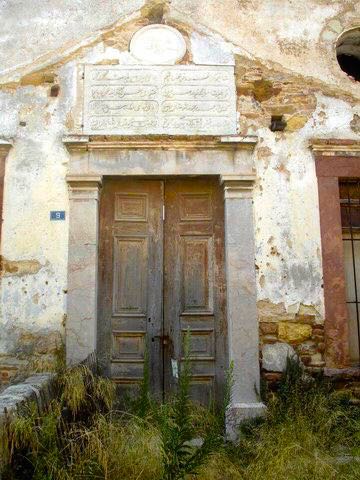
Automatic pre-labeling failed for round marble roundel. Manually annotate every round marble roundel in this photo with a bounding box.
[129,24,186,64]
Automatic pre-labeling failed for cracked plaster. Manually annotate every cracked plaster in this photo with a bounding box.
[0,0,359,366]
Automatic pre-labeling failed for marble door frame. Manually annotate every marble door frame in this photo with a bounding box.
[63,134,265,437]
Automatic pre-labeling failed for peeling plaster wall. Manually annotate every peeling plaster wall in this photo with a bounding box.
[254,93,359,315]
[0,0,359,380]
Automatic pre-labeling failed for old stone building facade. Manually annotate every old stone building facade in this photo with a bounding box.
[0,0,359,433]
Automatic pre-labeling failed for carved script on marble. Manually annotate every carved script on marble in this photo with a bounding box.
[129,24,187,65]
[83,65,237,136]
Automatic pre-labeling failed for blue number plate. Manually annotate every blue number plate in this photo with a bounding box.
[50,211,65,221]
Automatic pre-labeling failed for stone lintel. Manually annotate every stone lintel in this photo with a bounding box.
[310,138,360,156]
[220,174,256,198]
[62,135,258,152]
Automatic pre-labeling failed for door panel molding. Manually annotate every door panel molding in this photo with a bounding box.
[164,177,226,405]
[181,235,214,314]
[98,179,163,394]
[112,235,148,315]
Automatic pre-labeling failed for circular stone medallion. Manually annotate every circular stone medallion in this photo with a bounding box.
[129,24,186,65]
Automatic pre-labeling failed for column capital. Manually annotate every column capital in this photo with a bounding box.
[66,175,102,200]
[66,174,102,187]
[0,140,12,161]
[220,174,256,199]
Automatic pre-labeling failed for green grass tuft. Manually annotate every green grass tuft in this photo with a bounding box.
[1,356,359,480]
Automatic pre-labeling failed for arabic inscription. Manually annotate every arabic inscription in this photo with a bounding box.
[83,65,237,135]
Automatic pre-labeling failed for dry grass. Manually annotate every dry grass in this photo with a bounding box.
[1,358,359,480]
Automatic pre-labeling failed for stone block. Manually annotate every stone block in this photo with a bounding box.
[263,372,282,382]
[297,340,318,355]
[262,334,278,344]
[300,355,312,366]
[287,115,308,132]
[0,367,17,384]
[226,402,266,441]
[310,353,325,367]
[312,326,324,335]
[0,373,53,417]
[312,334,324,342]
[262,342,297,372]
[295,314,315,325]
[260,322,278,335]
[23,374,54,388]
[278,322,312,343]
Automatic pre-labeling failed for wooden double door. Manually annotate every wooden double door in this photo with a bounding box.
[98,177,227,404]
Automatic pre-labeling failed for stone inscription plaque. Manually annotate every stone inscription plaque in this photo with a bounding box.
[129,24,186,65]
[83,65,237,136]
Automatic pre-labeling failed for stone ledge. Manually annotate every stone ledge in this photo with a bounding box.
[0,373,54,421]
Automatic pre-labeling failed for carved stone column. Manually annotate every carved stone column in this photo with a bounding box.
[0,141,12,249]
[66,175,102,365]
[221,175,265,440]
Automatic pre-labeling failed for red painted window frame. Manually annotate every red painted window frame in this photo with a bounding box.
[315,152,360,368]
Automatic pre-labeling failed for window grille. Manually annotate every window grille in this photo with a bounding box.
[340,180,360,365]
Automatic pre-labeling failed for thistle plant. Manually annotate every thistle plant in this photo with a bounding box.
[158,330,232,480]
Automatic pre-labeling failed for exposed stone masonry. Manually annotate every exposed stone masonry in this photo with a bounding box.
[259,300,326,381]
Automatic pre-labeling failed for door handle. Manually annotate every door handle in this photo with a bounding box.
[152,334,170,346]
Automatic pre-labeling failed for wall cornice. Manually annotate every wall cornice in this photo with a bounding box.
[310,139,360,156]
[63,135,258,152]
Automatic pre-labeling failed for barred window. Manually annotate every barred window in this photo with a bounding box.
[340,180,360,365]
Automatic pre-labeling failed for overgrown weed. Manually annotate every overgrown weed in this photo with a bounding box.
[1,355,359,480]
[155,332,229,480]
[232,357,360,480]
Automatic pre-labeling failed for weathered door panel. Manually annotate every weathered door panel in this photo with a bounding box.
[98,179,163,395]
[99,176,226,404]
[164,178,227,405]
